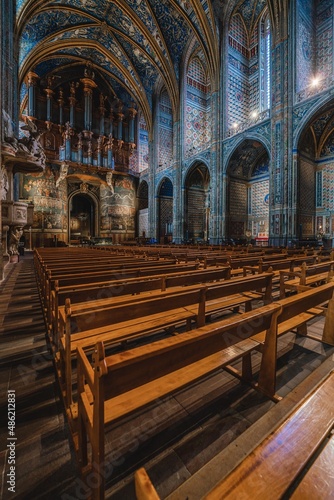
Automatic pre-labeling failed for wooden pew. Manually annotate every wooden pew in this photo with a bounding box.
[41,257,177,274]
[227,256,262,276]
[135,370,334,500]
[38,258,178,297]
[184,272,273,320]
[135,469,160,500]
[49,267,231,335]
[204,370,334,499]
[56,271,273,409]
[243,255,317,276]
[251,283,334,396]
[41,263,199,317]
[47,267,230,335]
[58,287,208,408]
[255,281,334,340]
[279,260,334,298]
[76,302,282,499]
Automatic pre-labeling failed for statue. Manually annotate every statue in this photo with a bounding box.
[2,109,19,151]
[56,162,68,187]
[106,171,114,194]
[3,109,15,140]
[0,165,9,200]
[8,227,23,256]
[19,117,46,168]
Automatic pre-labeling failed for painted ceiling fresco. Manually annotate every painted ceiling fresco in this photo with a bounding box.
[17,0,269,130]
[17,0,220,129]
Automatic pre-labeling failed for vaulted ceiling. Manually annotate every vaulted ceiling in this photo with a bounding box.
[17,0,220,128]
[16,0,272,131]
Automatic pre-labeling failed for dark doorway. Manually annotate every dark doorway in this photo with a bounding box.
[69,193,95,241]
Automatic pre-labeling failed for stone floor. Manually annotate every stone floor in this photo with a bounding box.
[0,252,333,500]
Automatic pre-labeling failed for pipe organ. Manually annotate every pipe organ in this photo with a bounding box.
[25,66,137,172]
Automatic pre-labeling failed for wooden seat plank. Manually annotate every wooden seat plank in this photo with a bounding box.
[290,432,334,499]
[251,283,334,345]
[58,287,207,408]
[204,371,334,500]
[186,293,253,316]
[102,338,260,423]
[76,303,282,499]
[63,308,197,353]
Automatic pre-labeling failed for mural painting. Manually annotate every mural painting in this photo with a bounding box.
[100,175,136,233]
[20,166,67,230]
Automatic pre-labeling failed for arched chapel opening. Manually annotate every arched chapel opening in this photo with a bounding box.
[69,192,96,242]
[226,140,269,244]
[297,103,334,248]
[184,164,210,243]
[157,178,173,244]
[137,180,149,239]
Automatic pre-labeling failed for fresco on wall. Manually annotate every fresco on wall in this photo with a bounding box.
[20,166,67,229]
[100,175,136,232]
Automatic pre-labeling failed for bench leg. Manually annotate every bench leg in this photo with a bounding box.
[241,352,253,382]
[322,297,334,345]
[296,323,307,337]
[244,302,252,312]
[186,318,192,331]
[78,409,88,470]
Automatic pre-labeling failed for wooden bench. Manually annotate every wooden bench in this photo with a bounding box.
[228,256,262,276]
[204,369,334,499]
[279,260,334,298]
[184,272,273,320]
[41,263,199,318]
[38,258,179,298]
[56,271,270,409]
[255,280,334,338]
[58,287,208,408]
[135,370,334,500]
[76,302,282,499]
[243,255,317,276]
[41,257,177,274]
[48,267,230,336]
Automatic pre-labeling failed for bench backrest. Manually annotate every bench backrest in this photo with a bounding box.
[51,263,199,287]
[44,258,177,274]
[204,272,272,303]
[300,260,334,284]
[68,287,207,332]
[259,259,291,272]
[278,281,334,323]
[228,256,260,268]
[84,302,281,401]
[163,267,231,289]
[56,277,164,306]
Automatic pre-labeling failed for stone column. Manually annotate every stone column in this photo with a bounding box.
[172,119,182,244]
[208,89,221,244]
[269,1,291,246]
